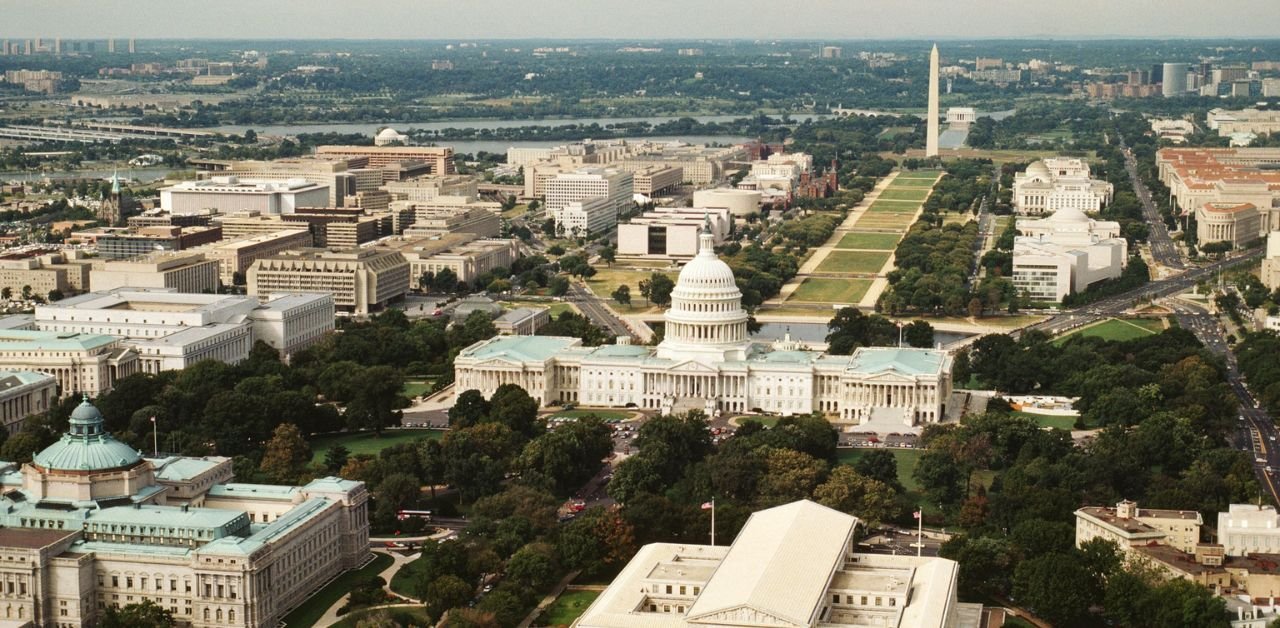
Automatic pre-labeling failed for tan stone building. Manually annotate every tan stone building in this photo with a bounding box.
[0,250,94,299]
[0,330,139,397]
[247,248,409,315]
[187,230,313,286]
[1075,500,1203,555]
[314,145,455,174]
[0,370,56,434]
[392,199,501,237]
[1197,202,1263,249]
[90,253,220,294]
[375,234,518,289]
[0,398,368,627]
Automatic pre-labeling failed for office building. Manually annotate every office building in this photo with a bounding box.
[29,289,334,373]
[1207,108,1280,138]
[1011,208,1127,302]
[0,330,138,396]
[456,228,952,426]
[391,200,501,237]
[160,178,329,216]
[381,176,479,202]
[0,370,56,434]
[80,225,223,260]
[1157,149,1280,226]
[820,46,842,59]
[188,229,314,286]
[1075,500,1203,555]
[215,210,387,250]
[314,145,455,174]
[629,165,683,196]
[617,207,731,259]
[91,252,220,294]
[0,396,368,627]
[2,69,62,94]
[576,500,981,628]
[1151,119,1195,144]
[1197,202,1262,249]
[546,168,633,236]
[247,249,409,315]
[494,307,551,335]
[616,143,745,185]
[1162,62,1190,97]
[1260,233,1280,291]
[0,250,94,298]
[376,234,518,289]
[1012,158,1114,216]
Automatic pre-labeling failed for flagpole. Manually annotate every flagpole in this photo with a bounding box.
[917,510,923,557]
[151,416,158,456]
[711,498,716,546]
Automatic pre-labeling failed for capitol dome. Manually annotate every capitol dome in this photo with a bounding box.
[655,223,751,364]
[32,397,143,472]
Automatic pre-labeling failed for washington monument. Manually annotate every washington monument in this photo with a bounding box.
[926,43,939,157]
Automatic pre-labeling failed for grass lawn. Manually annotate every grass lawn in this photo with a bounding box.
[333,607,431,628]
[547,409,633,420]
[942,213,973,226]
[1054,317,1162,344]
[505,300,577,318]
[538,590,602,627]
[788,278,873,303]
[1009,410,1078,430]
[877,126,915,139]
[836,232,901,250]
[868,200,922,213]
[876,188,932,202]
[401,380,434,399]
[282,552,394,628]
[585,268,675,303]
[854,214,918,230]
[308,429,443,465]
[889,177,938,187]
[895,170,943,179]
[837,448,923,492]
[816,251,892,274]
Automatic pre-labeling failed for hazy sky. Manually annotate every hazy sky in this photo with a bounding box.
[4,0,1280,40]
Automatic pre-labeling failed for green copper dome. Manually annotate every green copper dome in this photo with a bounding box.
[33,397,143,472]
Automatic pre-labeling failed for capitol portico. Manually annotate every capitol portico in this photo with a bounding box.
[455,225,952,428]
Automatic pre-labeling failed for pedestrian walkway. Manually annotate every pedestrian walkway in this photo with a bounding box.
[516,569,582,628]
[314,549,422,628]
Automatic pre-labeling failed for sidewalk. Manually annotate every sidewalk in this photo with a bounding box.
[516,569,582,628]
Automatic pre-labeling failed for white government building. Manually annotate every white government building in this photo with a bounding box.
[576,500,981,628]
[0,397,369,627]
[1012,158,1114,216]
[455,227,952,429]
[1011,207,1128,302]
[0,288,335,372]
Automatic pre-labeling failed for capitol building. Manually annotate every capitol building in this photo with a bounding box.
[0,397,368,627]
[455,227,953,428]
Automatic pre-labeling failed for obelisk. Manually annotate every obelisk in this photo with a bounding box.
[926,43,940,157]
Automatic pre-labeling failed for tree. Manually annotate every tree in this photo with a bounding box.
[646,273,675,306]
[488,384,540,439]
[243,128,257,143]
[323,444,350,472]
[101,600,176,628]
[424,575,474,621]
[343,366,409,435]
[450,390,491,428]
[20,285,31,300]
[1012,552,1097,627]
[434,268,459,293]
[373,472,422,524]
[0,287,9,300]
[548,275,570,297]
[813,465,897,525]
[852,449,903,492]
[47,289,64,302]
[611,284,631,306]
[505,542,559,590]
[259,423,311,484]
[755,448,826,507]
[903,320,935,348]
[600,245,616,266]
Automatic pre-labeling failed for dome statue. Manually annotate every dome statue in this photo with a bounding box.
[655,219,751,364]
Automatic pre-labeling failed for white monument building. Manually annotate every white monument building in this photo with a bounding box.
[576,500,982,628]
[1011,208,1128,302]
[1012,158,1114,216]
[455,226,952,429]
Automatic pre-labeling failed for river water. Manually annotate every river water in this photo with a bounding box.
[204,114,831,137]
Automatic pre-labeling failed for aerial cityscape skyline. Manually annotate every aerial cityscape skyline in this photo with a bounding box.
[3,0,1280,40]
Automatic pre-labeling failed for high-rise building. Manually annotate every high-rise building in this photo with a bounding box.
[106,38,115,54]
[926,44,940,157]
[820,46,842,59]
[545,168,634,236]
[127,38,135,54]
[1162,63,1190,97]
[1150,63,1164,84]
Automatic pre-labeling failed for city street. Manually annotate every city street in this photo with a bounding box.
[1119,136,1184,270]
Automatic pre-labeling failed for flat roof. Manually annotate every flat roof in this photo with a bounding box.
[0,527,76,550]
[460,335,581,363]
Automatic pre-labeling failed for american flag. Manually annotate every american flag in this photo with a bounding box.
[913,510,921,520]
[701,501,714,510]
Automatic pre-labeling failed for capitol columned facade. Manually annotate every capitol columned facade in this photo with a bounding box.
[455,227,953,427]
